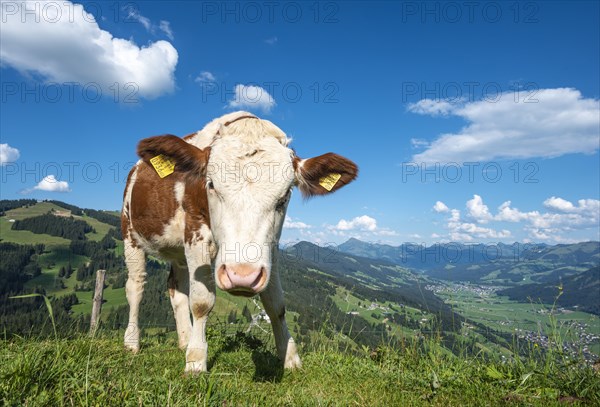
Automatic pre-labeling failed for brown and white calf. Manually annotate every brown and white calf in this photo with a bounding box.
[121,111,358,373]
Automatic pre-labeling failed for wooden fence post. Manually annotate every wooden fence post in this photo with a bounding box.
[89,269,106,336]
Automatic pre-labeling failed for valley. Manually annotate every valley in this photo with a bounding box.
[1,199,598,364]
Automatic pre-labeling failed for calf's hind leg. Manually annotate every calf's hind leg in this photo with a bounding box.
[124,239,146,352]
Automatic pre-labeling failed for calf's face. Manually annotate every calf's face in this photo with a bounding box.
[207,135,357,297]
[137,129,358,297]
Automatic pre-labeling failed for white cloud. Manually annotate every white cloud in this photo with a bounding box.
[466,194,493,223]
[433,201,449,213]
[411,88,599,163]
[407,98,459,117]
[544,197,576,212]
[497,198,599,230]
[125,6,152,31]
[125,5,174,41]
[541,196,599,214]
[434,195,600,243]
[496,201,530,222]
[264,36,278,45]
[195,71,216,83]
[446,206,511,241]
[159,21,174,40]
[328,215,398,237]
[283,216,311,230]
[0,144,20,165]
[226,84,276,113]
[411,138,430,148]
[334,215,378,232]
[1,1,178,99]
[32,175,71,193]
[282,214,398,244]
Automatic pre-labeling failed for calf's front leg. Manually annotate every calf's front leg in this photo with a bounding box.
[260,271,302,369]
[183,242,215,374]
[168,264,192,350]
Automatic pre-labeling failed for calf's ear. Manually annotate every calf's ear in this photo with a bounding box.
[137,135,210,175]
[295,152,358,198]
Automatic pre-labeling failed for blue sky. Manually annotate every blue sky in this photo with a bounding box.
[1,1,599,245]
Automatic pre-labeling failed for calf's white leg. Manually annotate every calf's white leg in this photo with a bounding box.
[183,242,215,374]
[260,270,302,369]
[168,264,192,349]
[124,239,146,352]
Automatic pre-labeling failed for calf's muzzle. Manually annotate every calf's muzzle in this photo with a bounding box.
[217,263,267,296]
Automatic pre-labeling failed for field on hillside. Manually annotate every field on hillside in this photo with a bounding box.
[2,329,599,406]
[1,205,71,247]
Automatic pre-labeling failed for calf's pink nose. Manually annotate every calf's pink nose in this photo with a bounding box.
[218,263,266,292]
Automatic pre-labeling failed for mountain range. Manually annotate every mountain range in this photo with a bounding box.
[1,200,598,360]
[337,237,599,313]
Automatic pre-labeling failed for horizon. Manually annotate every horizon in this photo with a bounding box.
[1,1,599,246]
[4,197,600,248]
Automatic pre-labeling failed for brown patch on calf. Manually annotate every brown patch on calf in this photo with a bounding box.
[167,267,177,298]
[129,164,181,239]
[192,302,212,319]
[294,153,358,198]
[125,133,212,257]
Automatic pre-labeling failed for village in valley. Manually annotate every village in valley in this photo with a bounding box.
[425,281,600,363]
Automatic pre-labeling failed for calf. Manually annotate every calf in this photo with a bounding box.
[121,111,358,373]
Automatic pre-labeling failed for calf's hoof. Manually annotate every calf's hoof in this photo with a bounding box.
[184,361,207,375]
[284,353,302,370]
[284,340,302,370]
[124,325,140,353]
[124,342,140,353]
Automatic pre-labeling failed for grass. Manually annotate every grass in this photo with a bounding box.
[71,287,128,315]
[24,246,89,292]
[82,215,114,242]
[1,327,599,406]
[0,216,71,248]
[0,201,116,247]
[4,202,67,220]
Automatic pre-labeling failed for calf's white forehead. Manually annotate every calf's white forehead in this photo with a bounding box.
[207,136,295,193]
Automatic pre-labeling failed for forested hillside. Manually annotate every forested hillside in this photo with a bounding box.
[500,266,600,315]
[1,200,598,362]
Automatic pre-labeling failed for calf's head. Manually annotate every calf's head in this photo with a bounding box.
[137,117,358,297]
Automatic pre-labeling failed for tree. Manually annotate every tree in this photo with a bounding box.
[242,305,252,322]
[227,310,237,323]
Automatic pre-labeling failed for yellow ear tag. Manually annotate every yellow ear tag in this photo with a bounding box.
[149,155,175,178]
[319,173,342,191]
